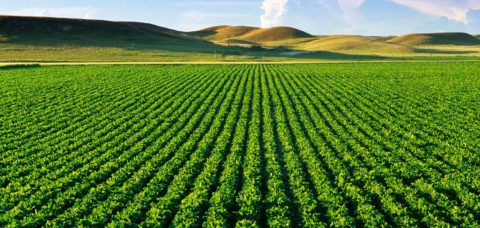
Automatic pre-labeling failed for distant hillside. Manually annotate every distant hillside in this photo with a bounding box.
[238,26,313,42]
[300,35,415,53]
[190,25,313,43]
[215,39,260,48]
[1,15,480,62]
[189,25,258,39]
[389,33,480,45]
[0,15,219,51]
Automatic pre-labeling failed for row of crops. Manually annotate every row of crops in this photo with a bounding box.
[0,63,479,227]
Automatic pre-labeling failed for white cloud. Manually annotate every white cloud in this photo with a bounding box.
[337,0,365,11]
[389,0,480,24]
[9,7,97,20]
[83,13,91,19]
[316,0,365,22]
[260,0,289,28]
[174,1,261,7]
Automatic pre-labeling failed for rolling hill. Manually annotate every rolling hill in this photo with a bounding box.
[238,26,314,42]
[2,15,479,51]
[389,32,480,46]
[0,15,479,62]
[0,15,220,52]
[190,25,314,43]
[189,25,258,40]
[298,35,415,54]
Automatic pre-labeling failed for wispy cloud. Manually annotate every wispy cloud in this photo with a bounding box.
[174,1,261,7]
[260,0,289,28]
[337,0,365,11]
[389,0,480,24]
[316,0,364,21]
[9,7,97,19]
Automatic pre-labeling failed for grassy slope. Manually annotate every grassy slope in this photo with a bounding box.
[0,16,266,62]
[189,25,258,40]
[0,15,237,52]
[1,15,479,62]
[389,32,480,45]
[189,25,314,44]
[386,33,480,57]
[192,25,480,59]
[237,26,314,42]
[297,35,415,54]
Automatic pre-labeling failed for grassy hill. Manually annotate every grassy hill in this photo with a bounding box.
[298,35,415,54]
[389,32,480,46]
[190,25,313,43]
[238,26,313,42]
[0,15,479,62]
[189,25,258,40]
[217,39,260,48]
[0,15,222,52]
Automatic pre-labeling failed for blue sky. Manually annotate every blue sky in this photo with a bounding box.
[1,0,480,35]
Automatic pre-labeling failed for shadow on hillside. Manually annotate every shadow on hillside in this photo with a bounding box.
[415,48,478,55]
[288,51,387,60]
[187,30,216,38]
[0,34,232,52]
[226,49,388,61]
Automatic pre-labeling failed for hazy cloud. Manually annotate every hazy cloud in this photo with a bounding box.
[174,1,261,7]
[10,7,97,19]
[316,0,365,22]
[260,0,289,28]
[337,0,365,11]
[389,0,480,23]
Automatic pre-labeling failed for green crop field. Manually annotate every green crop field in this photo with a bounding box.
[1,63,479,227]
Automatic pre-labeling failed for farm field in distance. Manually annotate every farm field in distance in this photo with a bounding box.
[1,62,479,227]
